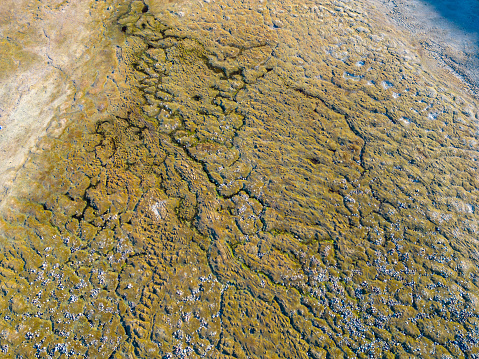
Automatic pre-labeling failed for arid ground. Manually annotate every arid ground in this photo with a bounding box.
[0,1,478,358]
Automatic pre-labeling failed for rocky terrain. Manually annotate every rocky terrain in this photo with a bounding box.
[0,0,479,358]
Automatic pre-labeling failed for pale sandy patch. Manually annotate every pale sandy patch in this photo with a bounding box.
[0,0,129,204]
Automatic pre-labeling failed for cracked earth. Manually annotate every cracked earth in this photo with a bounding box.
[1,0,479,358]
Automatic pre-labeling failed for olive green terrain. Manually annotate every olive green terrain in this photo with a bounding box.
[1,0,479,358]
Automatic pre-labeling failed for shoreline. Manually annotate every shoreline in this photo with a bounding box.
[363,0,479,98]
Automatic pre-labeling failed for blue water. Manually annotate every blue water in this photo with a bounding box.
[422,0,479,35]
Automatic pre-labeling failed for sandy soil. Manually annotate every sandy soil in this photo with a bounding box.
[0,0,128,204]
